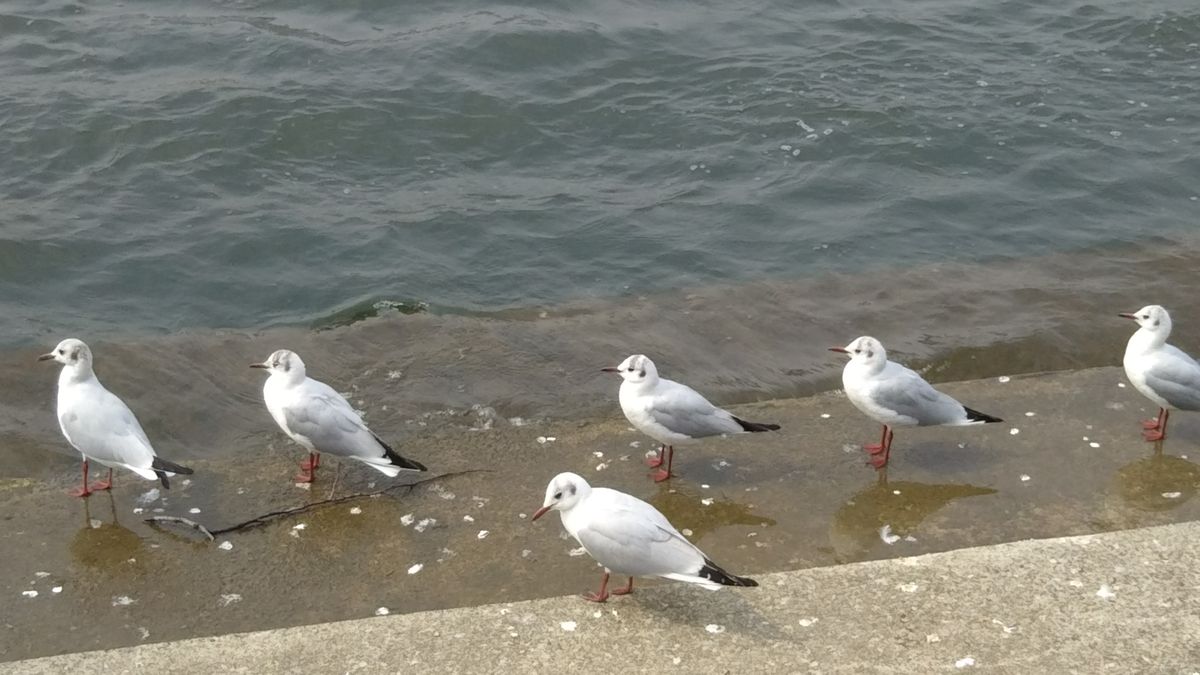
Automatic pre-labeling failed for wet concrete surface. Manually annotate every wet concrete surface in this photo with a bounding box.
[11,521,1200,674]
[4,366,1200,661]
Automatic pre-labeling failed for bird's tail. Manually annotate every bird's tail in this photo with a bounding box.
[733,416,781,433]
[963,407,1003,424]
[374,434,428,472]
[151,457,194,490]
[674,558,758,589]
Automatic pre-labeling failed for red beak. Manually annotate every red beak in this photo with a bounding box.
[1118,313,1137,320]
[531,505,551,521]
[829,347,849,353]
[600,367,619,373]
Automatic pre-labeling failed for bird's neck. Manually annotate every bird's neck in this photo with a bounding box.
[1128,327,1167,354]
[847,359,885,379]
[58,363,96,387]
[622,377,658,394]
[272,370,306,388]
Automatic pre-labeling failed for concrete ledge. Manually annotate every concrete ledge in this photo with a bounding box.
[11,521,1199,673]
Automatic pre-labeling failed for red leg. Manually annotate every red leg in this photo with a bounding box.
[863,425,888,453]
[651,445,674,482]
[295,452,320,482]
[68,460,92,498]
[582,572,611,603]
[1143,408,1169,442]
[867,427,894,469]
[644,445,665,468]
[90,467,113,491]
[610,576,635,596]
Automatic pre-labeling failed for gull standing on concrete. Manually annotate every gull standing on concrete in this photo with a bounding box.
[252,349,427,483]
[831,336,1002,469]
[602,354,780,482]
[1119,305,1200,442]
[39,338,193,497]
[532,472,758,602]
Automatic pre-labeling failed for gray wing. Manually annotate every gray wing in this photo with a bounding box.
[871,364,967,426]
[61,387,157,470]
[282,381,387,460]
[647,379,743,439]
[1145,346,1200,411]
[576,491,704,577]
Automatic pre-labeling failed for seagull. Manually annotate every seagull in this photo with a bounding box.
[602,354,780,481]
[532,472,758,602]
[1119,305,1200,442]
[831,336,1002,469]
[39,338,193,497]
[251,349,427,483]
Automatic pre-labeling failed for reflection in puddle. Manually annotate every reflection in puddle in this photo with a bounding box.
[647,482,776,542]
[1114,447,1200,512]
[70,493,144,570]
[830,471,996,563]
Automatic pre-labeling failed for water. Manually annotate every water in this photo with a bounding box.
[2,0,1198,347]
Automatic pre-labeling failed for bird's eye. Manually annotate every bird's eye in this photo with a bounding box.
[553,491,562,500]
[1142,315,1149,320]
[57,349,63,355]
[626,366,634,371]
[854,349,862,354]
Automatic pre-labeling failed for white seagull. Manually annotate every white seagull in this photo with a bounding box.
[39,338,193,497]
[603,354,780,481]
[532,472,758,602]
[1119,305,1200,442]
[251,349,426,483]
[831,336,1002,469]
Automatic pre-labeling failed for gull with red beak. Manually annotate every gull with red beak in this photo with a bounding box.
[532,472,758,602]
[1119,305,1200,442]
[602,354,780,482]
[831,336,1002,469]
[39,338,193,497]
[251,349,427,483]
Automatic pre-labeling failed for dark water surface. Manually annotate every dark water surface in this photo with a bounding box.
[2,0,1198,346]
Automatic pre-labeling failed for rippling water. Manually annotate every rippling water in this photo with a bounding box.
[2,0,1198,346]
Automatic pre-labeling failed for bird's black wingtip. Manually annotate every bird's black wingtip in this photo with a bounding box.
[733,416,782,433]
[151,457,194,475]
[699,558,758,587]
[963,406,1003,424]
[375,434,429,472]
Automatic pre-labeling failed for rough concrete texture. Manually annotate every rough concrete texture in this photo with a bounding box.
[10,521,1200,674]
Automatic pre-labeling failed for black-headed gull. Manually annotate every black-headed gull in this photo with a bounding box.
[602,354,780,482]
[831,336,1002,469]
[39,339,193,497]
[532,472,758,602]
[1119,305,1200,442]
[251,349,427,483]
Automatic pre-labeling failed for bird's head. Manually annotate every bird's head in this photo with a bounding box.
[601,354,658,385]
[250,349,306,381]
[532,472,591,521]
[830,336,887,369]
